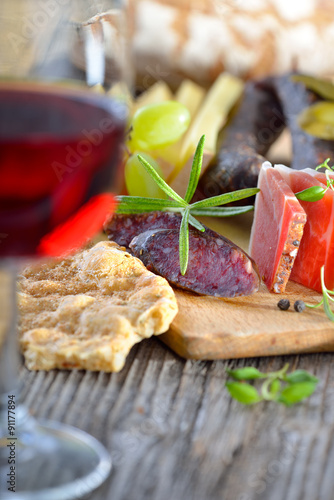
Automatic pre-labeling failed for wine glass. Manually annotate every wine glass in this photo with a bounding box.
[0,1,131,498]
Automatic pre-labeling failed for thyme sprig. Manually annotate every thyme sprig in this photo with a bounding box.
[116,135,259,275]
[226,363,318,406]
[315,157,334,190]
[305,266,334,321]
[295,158,334,202]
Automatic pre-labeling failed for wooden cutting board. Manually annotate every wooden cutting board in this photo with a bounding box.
[160,214,334,359]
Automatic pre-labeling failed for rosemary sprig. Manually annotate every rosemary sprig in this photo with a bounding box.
[116,135,259,275]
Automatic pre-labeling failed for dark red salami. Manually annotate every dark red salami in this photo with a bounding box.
[129,228,260,298]
[104,211,217,247]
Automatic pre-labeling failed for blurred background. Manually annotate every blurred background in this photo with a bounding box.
[125,0,334,89]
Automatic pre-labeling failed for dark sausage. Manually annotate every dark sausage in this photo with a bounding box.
[265,75,334,170]
[198,80,285,199]
[104,211,217,248]
[129,228,260,298]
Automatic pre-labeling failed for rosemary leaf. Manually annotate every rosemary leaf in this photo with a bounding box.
[118,137,259,275]
[184,135,205,204]
[137,154,187,206]
[188,215,205,232]
[190,187,260,209]
[190,206,254,217]
[116,196,182,213]
[179,209,190,275]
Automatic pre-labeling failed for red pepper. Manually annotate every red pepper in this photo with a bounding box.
[38,193,117,257]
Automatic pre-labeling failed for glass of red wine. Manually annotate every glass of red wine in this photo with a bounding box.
[0,1,130,498]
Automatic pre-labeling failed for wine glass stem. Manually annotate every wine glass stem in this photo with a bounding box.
[0,261,26,439]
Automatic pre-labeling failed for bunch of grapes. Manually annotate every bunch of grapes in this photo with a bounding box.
[125,101,190,197]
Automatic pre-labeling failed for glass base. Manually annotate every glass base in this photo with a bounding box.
[0,413,111,500]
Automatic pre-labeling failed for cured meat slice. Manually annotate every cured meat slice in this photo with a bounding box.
[105,212,260,297]
[105,211,217,248]
[303,168,334,187]
[275,164,334,292]
[129,229,260,298]
[249,162,307,293]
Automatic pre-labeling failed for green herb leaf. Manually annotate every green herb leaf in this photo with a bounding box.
[179,208,190,275]
[314,159,334,192]
[225,382,262,405]
[295,185,326,202]
[226,363,318,406]
[284,370,319,384]
[137,154,187,206]
[323,295,334,320]
[306,266,334,321]
[190,206,254,217]
[315,158,332,171]
[226,367,265,380]
[116,196,182,214]
[321,267,334,321]
[117,138,258,275]
[188,214,205,232]
[190,187,259,209]
[184,134,205,204]
[278,382,317,406]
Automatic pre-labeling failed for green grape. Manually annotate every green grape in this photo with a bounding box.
[129,101,190,152]
[124,152,167,198]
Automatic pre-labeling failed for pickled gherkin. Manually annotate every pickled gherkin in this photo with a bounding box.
[298,101,334,140]
[291,74,334,101]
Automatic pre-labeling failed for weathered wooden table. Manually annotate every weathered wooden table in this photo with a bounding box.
[20,342,334,500]
[3,2,334,499]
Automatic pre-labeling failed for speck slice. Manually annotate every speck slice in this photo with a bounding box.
[275,164,334,292]
[249,162,307,293]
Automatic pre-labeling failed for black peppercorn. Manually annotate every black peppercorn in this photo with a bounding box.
[277,299,290,311]
[294,300,306,312]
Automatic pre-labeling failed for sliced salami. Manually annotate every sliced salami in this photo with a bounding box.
[104,211,217,248]
[129,228,260,298]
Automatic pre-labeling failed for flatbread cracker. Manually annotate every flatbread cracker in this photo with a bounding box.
[18,241,178,372]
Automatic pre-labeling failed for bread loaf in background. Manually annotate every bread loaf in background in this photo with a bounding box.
[131,0,334,88]
[75,0,334,89]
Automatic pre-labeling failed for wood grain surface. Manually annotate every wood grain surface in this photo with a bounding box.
[162,213,334,360]
[162,282,334,360]
[19,213,334,500]
[3,3,334,499]
[20,345,334,500]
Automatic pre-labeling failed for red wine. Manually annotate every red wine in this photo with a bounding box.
[0,82,126,256]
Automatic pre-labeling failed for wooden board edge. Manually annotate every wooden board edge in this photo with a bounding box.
[160,327,334,360]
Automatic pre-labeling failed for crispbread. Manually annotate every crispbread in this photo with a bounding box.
[18,241,178,372]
